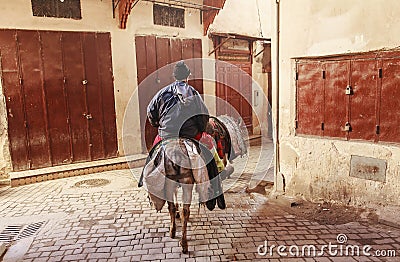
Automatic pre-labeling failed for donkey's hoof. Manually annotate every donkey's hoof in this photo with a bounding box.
[175,211,180,219]
[180,240,188,254]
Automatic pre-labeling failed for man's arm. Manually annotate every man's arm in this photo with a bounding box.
[147,95,160,127]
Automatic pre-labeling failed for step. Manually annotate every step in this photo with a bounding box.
[8,154,147,187]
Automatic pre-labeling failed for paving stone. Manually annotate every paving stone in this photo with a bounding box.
[0,163,398,261]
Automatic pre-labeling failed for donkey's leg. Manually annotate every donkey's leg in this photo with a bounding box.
[167,201,177,238]
[165,179,177,239]
[180,179,193,254]
[174,187,180,219]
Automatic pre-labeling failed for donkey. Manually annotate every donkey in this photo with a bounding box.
[140,115,247,253]
[142,137,213,253]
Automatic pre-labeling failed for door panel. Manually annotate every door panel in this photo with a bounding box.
[62,32,90,162]
[82,33,105,160]
[0,29,29,171]
[296,62,324,136]
[17,30,52,169]
[192,39,203,94]
[349,59,378,141]
[41,31,72,165]
[156,37,171,88]
[380,59,400,143]
[170,38,182,63]
[96,33,118,158]
[323,61,349,139]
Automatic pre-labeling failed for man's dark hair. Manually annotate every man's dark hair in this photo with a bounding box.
[173,61,191,80]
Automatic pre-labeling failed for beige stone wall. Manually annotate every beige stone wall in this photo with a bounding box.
[275,0,400,206]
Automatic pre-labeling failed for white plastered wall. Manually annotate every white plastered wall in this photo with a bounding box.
[275,0,400,206]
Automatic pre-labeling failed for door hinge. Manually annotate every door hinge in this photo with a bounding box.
[66,118,70,124]
[322,70,326,79]
[19,78,23,85]
[321,122,324,130]
[376,125,380,134]
[295,120,298,129]
[295,72,298,80]
[24,121,28,128]
[379,68,382,78]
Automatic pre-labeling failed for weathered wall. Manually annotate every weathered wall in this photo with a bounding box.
[210,0,272,38]
[0,77,11,178]
[276,0,400,206]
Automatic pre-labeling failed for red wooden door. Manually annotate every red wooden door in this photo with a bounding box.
[0,29,118,171]
[379,58,400,143]
[296,61,324,136]
[18,30,52,169]
[0,29,29,171]
[96,33,118,159]
[41,31,72,165]
[323,60,349,139]
[62,31,90,163]
[349,59,379,141]
[135,36,203,151]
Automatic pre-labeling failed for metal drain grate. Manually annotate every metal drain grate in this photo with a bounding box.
[0,221,44,243]
[17,222,44,240]
[0,225,23,243]
[74,178,111,188]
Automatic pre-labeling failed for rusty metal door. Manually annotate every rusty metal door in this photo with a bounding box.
[62,31,90,163]
[323,60,349,139]
[0,29,118,171]
[41,31,72,166]
[296,61,324,136]
[135,36,203,151]
[379,58,400,143]
[0,29,30,171]
[17,30,52,169]
[349,59,379,141]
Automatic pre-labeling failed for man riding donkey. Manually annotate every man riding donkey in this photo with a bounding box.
[138,61,231,252]
[147,60,228,176]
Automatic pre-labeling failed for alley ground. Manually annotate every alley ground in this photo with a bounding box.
[0,141,399,261]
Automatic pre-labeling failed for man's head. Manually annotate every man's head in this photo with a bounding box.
[173,61,191,81]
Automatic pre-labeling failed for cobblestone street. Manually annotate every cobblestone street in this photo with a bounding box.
[0,143,399,261]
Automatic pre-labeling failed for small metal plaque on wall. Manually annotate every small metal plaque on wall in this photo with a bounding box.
[350,155,387,182]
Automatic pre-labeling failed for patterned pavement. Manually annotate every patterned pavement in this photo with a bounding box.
[0,143,399,261]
